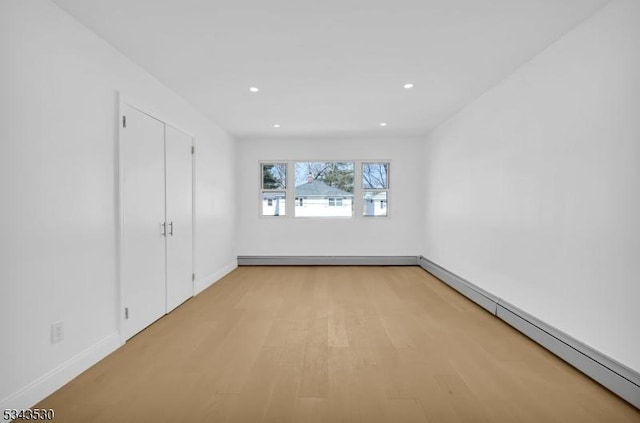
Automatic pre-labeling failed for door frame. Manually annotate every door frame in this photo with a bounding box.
[116,93,196,344]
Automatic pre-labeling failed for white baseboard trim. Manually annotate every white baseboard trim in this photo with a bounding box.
[237,255,419,266]
[418,256,640,409]
[194,259,238,295]
[0,332,121,413]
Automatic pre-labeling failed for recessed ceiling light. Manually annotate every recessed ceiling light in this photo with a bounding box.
[249,86,259,93]
[273,124,281,128]
[403,83,414,89]
[379,122,388,127]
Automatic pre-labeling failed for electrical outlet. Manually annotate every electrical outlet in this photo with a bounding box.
[51,321,64,344]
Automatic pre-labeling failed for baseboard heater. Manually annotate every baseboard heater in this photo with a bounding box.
[237,255,418,266]
[418,256,640,410]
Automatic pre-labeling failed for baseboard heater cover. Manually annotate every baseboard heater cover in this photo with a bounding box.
[418,256,640,409]
[237,256,419,266]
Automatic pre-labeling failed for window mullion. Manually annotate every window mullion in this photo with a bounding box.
[286,161,294,219]
[354,161,363,220]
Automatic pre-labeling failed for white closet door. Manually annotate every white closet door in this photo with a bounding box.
[121,105,167,339]
[165,125,193,312]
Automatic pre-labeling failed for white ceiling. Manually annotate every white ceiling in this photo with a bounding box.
[51,0,608,140]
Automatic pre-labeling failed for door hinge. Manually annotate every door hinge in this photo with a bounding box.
[122,115,127,128]
[124,307,129,319]
[192,273,195,282]
[191,145,195,155]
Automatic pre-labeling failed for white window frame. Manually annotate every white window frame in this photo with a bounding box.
[328,197,344,207]
[361,162,390,218]
[259,162,288,218]
[257,160,391,219]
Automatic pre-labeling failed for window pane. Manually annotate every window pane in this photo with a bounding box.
[362,163,388,189]
[363,191,387,217]
[295,162,354,217]
[262,191,286,216]
[262,163,287,189]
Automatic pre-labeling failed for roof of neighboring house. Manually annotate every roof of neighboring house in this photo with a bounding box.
[295,180,353,197]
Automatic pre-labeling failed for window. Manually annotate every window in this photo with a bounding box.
[328,197,343,207]
[258,160,389,219]
[261,163,287,216]
[362,162,389,217]
[295,162,354,217]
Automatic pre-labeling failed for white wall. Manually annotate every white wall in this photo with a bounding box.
[422,0,640,372]
[237,138,424,256]
[0,0,236,408]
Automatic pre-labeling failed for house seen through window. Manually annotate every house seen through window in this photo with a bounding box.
[294,162,354,217]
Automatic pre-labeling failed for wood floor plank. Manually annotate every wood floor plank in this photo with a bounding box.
[292,398,329,423]
[197,393,239,423]
[227,346,282,423]
[380,314,416,348]
[262,364,302,423]
[298,316,330,398]
[328,306,350,348]
[209,317,274,394]
[327,347,358,423]
[385,399,429,423]
[35,266,640,422]
[415,378,465,423]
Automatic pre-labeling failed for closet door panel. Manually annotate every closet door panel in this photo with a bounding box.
[165,125,193,312]
[121,105,167,339]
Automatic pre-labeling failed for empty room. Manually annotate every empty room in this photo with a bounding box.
[1,0,639,421]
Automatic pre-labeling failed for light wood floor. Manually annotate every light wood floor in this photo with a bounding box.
[38,266,639,422]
